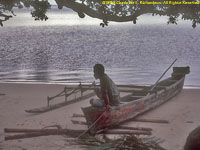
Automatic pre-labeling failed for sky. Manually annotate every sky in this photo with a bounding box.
[49,0,57,5]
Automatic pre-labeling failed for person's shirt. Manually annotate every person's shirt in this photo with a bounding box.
[99,74,120,106]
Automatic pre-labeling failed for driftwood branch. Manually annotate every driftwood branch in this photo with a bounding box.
[102,130,152,135]
[72,113,85,118]
[4,129,85,141]
[131,118,169,124]
[117,125,152,132]
[5,132,62,141]
[71,119,153,132]
[71,119,87,125]
[4,127,151,141]
[72,113,169,124]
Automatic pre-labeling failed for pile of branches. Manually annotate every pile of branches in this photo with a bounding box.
[73,134,166,150]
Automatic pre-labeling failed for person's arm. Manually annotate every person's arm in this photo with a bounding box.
[102,92,109,106]
[100,78,111,109]
[92,81,102,99]
[95,88,102,99]
[102,93,111,110]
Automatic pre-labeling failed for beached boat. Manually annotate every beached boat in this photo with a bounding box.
[24,84,144,113]
[25,82,152,113]
[82,66,190,133]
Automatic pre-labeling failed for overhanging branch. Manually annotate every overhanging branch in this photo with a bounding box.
[0,13,12,26]
[56,0,167,22]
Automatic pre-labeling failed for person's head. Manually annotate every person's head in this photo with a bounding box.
[93,64,105,79]
[184,126,200,150]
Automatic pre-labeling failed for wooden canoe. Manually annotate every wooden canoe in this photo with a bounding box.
[25,83,150,113]
[81,66,190,133]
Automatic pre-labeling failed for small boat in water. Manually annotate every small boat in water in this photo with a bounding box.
[82,66,190,133]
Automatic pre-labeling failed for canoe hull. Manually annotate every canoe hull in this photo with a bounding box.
[82,67,189,133]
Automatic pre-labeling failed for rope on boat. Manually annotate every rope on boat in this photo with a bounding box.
[76,110,107,138]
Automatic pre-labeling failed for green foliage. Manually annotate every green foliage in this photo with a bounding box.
[30,0,51,21]
[0,0,200,28]
[0,0,51,26]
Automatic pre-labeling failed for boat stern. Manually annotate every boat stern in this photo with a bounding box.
[172,66,190,78]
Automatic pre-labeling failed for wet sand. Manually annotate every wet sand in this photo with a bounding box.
[0,83,200,150]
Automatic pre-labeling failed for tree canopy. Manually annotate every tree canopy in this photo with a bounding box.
[0,0,200,27]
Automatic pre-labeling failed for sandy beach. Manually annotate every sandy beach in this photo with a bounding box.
[0,83,200,150]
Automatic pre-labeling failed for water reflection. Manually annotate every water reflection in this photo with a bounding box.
[30,49,50,82]
[0,9,200,87]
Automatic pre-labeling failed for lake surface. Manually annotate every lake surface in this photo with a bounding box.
[0,7,200,87]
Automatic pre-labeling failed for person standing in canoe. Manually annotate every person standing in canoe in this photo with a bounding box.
[90,64,120,110]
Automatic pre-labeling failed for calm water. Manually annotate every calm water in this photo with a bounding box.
[0,7,200,87]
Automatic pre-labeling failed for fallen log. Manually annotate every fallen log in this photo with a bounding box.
[117,125,152,131]
[4,128,64,133]
[72,113,85,118]
[70,120,153,132]
[72,113,169,124]
[71,120,87,125]
[132,118,169,124]
[103,130,152,135]
[5,132,60,141]
[4,129,85,141]
[4,127,151,141]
